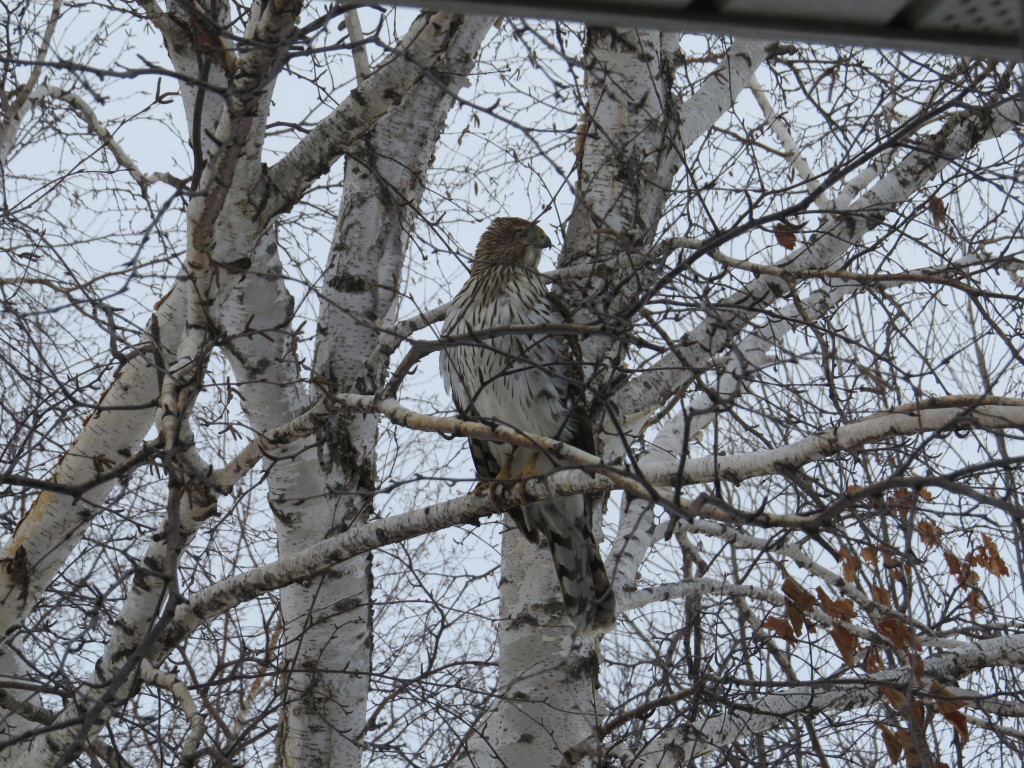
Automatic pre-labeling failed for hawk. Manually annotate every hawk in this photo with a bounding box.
[439,217,616,635]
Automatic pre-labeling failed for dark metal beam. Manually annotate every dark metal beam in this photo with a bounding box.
[395,0,1023,60]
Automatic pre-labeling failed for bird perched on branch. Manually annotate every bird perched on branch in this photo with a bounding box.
[439,217,616,636]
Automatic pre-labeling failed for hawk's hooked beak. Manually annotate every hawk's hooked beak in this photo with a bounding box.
[540,233,552,249]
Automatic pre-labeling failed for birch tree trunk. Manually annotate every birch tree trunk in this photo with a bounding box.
[454,32,779,768]
[270,17,491,766]
[2,4,478,767]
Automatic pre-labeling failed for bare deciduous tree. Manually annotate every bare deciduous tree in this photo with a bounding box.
[2,3,1023,767]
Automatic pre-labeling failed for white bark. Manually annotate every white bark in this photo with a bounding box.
[639,399,1024,488]
[0,0,61,162]
[262,11,465,221]
[563,35,772,376]
[614,98,1021,431]
[619,578,786,613]
[0,641,42,766]
[13,480,218,768]
[139,659,205,762]
[215,236,344,768]
[4,388,1011,765]
[217,16,491,768]
[4,7,1023,765]
[628,245,1014,485]
[748,74,830,210]
[163,487,492,647]
[0,285,184,643]
[657,38,775,186]
[137,0,230,155]
[160,394,1024,627]
[2,3,477,764]
[459,32,771,768]
[605,278,859,580]
[457,530,606,768]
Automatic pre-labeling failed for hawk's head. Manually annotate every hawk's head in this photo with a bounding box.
[472,217,552,273]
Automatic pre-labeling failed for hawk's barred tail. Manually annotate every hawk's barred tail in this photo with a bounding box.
[522,499,617,636]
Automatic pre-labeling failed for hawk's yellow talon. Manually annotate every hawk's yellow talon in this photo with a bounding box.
[516,452,539,480]
[474,456,517,499]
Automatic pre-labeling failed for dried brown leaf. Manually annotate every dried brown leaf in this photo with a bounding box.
[966,589,986,618]
[773,222,800,250]
[817,588,857,622]
[878,618,919,651]
[878,724,902,764]
[865,651,885,673]
[917,518,944,548]
[830,625,859,666]
[880,685,907,710]
[927,195,947,228]
[839,547,860,582]
[944,551,961,578]
[783,577,817,612]
[763,616,797,645]
[942,709,969,742]
[871,584,893,607]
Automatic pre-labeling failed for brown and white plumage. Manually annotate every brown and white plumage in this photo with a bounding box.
[440,217,616,635]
